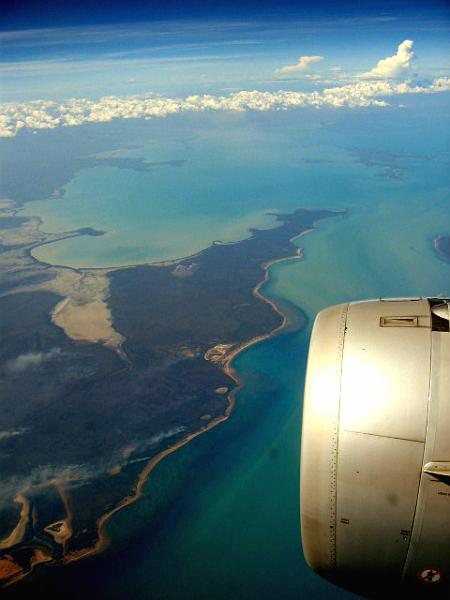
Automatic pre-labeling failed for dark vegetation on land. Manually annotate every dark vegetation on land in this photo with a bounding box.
[0,203,337,585]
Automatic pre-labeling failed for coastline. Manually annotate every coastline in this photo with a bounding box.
[0,496,30,551]
[1,208,339,589]
[58,220,320,566]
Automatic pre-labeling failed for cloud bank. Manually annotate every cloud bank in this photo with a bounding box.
[359,40,415,79]
[279,55,324,74]
[1,77,449,138]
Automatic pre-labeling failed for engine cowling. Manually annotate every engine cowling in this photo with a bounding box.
[300,298,450,596]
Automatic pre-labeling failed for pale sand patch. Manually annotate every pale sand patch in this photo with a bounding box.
[43,520,70,546]
[4,265,126,357]
[52,297,124,352]
[215,387,229,394]
[0,495,30,550]
[0,214,125,359]
[48,271,125,355]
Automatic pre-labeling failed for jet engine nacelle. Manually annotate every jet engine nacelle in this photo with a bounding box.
[300,298,450,597]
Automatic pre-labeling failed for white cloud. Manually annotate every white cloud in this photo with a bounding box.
[1,77,449,138]
[279,55,324,74]
[126,426,188,463]
[0,463,97,509]
[0,428,27,442]
[145,426,187,448]
[6,348,62,372]
[359,40,415,79]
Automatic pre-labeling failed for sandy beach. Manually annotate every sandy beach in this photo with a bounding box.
[60,220,318,565]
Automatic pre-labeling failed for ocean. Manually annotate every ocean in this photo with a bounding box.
[12,102,450,598]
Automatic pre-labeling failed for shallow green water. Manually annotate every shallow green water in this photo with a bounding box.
[21,107,449,269]
[11,106,450,598]
[93,206,449,600]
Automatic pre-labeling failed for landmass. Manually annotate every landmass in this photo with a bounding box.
[434,235,450,263]
[0,122,190,206]
[0,200,341,587]
[87,155,187,172]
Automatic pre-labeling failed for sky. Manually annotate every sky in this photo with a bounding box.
[0,1,449,135]
[2,1,450,28]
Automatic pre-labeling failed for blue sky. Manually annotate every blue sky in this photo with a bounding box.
[2,1,450,29]
[0,1,449,135]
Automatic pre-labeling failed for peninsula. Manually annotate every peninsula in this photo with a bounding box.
[0,206,340,586]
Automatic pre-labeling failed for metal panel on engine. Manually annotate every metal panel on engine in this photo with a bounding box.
[339,299,431,442]
[336,430,423,575]
[300,297,450,593]
[403,330,450,582]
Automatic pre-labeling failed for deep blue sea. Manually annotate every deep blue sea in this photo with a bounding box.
[16,100,450,598]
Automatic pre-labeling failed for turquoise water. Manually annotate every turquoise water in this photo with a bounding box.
[22,107,449,269]
[13,105,450,598]
[89,211,449,600]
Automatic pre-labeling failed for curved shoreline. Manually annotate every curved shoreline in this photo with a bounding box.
[24,209,281,272]
[2,213,329,588]
[0,496,30,551]
[60,221,318,565]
